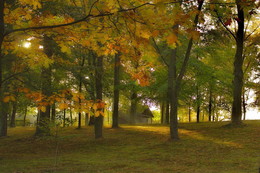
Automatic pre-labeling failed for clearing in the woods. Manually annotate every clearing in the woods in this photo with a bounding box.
[0,121,259,173]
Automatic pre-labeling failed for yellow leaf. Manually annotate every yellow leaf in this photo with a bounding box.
[10,96,16,102]
[33,1,42,9]
[60,43,71,54]
[93,104,97,111]
[24,13,32,20]
[59,103,68,110]
[39,106,46,112]
[166,33,178,46]
[95,111,100,117]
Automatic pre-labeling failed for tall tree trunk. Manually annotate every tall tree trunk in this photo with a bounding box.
[130,91,137,124]
[160,102,165,124]
[78,111,82,129]
[169,45,179,140]
[168,0,204,140]
[112,54,120,128]
[77,55,85,129]
[10,101,17,127]
[231,0,244,125]
[212,98,215,122]
[85,113,89,126]
[87,53,96,126]
[70,108,73,126]
[35,67,51,136]
[94,56,103,139]
[23,106,27,126]
[0,0,7,137]
[196,86,200,123]
[51,104,56,122]
[209,88,212,122]
[63,109,66,127]
[242,89,246,120]
[165,100,170,124]
[35,36,53,136]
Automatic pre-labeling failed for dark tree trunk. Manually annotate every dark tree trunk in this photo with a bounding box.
[77,55,85,129]
[209,88,212,122]
[35,36,53,136]
[212,100,215,122]
[0,109,7,136]
[85,113,89,126]
[165,100,170,124]
[168,44,179,140]
[70,108,73,126]
[35,66,51,136]
[87,52,96,126]
[94,56,103,139]
[89,116,95,125]
[231,0,244,125]
[196,86,200,123]
[168,1,204,140]
[160,102,165,124]
[78,112,82,129]
[10,101,17,127]
[51,103,56,122]
[36,110,40,125]
[0,0,7,137]
[23,106,27,126]
[130,91,137,124]
[242,90,246,120]
[63,109,66,127]
[112,54,120,128]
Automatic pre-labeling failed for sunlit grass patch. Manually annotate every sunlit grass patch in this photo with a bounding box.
[0,120,259,173]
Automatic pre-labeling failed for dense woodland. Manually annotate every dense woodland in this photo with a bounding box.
[0,0,259,141]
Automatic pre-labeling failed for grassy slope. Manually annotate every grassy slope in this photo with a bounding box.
[0,121,259,173]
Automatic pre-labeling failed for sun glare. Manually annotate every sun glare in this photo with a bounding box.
[23,42,31,48]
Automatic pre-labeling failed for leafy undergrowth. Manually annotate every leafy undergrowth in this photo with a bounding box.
[0,121,259,173]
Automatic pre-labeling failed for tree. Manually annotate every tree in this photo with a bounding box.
[168,0,204,140]
[112,54,120,128]
[214,0,258,125]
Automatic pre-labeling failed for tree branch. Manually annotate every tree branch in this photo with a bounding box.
[245,23,260,41]
[177,0,204,86]
[215,10,237,40]
[2,70,29,84]
[4,0,247,37]
[151,37,169,67]
[4,2,153,37]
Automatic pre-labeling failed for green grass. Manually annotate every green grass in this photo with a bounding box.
[0,121,259,173]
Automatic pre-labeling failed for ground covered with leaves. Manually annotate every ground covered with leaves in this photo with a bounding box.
[0,121,259,173]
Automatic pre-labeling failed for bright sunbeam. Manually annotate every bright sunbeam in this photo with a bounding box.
[23,42,31,48]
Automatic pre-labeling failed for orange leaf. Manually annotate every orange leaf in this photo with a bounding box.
[3,96,10,103]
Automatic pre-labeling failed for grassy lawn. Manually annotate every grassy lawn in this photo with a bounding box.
[0,121,259,173]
